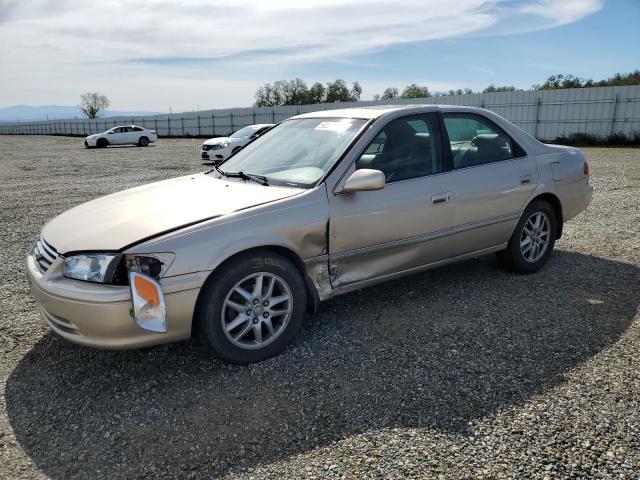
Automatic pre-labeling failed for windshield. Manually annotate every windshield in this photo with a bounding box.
[218,118,367,188]
[230,126,260,138]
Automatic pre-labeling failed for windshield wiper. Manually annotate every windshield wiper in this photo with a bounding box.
[214,166,269,186]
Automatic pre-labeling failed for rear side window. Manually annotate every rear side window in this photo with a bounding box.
[442,114,525,169]
[356,114,442,183]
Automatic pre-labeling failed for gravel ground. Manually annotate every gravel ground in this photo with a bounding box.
[0,136,638,480]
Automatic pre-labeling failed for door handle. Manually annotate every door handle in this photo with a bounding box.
[520,174,533,185]
[431,192,451,205]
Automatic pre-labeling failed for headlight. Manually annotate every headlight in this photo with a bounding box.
[211,143,225,150]
[125,253,174,277]
[63,254,120,283]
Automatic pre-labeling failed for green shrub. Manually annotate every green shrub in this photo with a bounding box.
[549,132,640,147]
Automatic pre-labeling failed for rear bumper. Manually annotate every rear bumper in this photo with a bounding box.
[564,184,594,222]
[26,254,201,349]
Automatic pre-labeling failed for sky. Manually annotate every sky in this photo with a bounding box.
[0,0,638,112]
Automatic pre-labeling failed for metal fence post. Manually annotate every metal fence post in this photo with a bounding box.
[610,94,619,135]
[197,115,201,136]
[534,97,541,139]
[212,112,215,136]
[181,116,184,136]
[271,110,275,123]
[229,112,233,134]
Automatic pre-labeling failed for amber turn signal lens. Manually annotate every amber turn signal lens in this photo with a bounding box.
[133,275,161,306]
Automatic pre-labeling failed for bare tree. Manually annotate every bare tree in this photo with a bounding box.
[79,92,110,119]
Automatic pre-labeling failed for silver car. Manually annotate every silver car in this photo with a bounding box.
[27,105,592,363]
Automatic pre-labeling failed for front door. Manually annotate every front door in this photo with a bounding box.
[328,113,455,289]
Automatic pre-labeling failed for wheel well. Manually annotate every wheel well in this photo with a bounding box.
[529,192,563,239]
[195,246,320,327]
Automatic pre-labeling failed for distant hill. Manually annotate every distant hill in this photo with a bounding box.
[0,105,164,122]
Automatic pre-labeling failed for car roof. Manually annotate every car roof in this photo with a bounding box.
[292,104,478,120]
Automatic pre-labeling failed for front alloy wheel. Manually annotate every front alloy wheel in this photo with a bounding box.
[222,273,293,350]
[195,251,307,364]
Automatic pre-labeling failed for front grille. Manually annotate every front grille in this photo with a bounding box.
[33,236,59,273]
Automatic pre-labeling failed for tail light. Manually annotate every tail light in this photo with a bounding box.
[583,161,589,175]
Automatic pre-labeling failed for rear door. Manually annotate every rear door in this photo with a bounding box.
[121,126,137,144]
[328,113,456,289]
[132,126,145,143]
[440,112,538,255]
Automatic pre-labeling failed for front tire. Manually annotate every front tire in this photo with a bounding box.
[138,136,149,147]
[497,200,557,274]
[96,138,108,148]
[195,251,307,364]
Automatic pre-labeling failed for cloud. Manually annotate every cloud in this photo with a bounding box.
[0,0,603,109]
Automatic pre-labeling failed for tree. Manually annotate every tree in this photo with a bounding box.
[254,78,362,105]
[483,84,516,93]
[323,79,362,103]
[378,87,399,100]
[350,81,362,101]
[79,92,110,118]
[254,78,309,106]
[307,82,326,104]
[401,84,430,98]
[532,71,640,90]
[533,74,587,90]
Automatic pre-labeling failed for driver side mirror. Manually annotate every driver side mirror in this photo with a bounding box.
[341,169,385,193]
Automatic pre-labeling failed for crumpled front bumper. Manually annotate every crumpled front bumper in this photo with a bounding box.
[25,253,204,349]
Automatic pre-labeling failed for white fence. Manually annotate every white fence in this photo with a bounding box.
[1,85,639,140]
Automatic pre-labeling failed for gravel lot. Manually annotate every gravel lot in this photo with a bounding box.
[0,135,639,479]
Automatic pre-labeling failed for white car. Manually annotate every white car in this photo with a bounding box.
[84,125,157,148]
[201,124,274,161]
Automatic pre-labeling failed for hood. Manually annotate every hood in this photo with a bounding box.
[203,137,231,145]
[42,173,303,253]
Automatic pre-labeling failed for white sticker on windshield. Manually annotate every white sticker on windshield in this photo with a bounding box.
[314,120,353,132]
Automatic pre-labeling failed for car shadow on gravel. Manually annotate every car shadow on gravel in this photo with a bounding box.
[5,251,639,479]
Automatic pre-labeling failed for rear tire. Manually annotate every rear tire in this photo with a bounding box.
[195,251,307,364]
[138,136,149,147]
[96,138,108,148]
[497,200,557,274]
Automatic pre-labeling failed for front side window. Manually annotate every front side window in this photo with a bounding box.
[218,118,367,188]
[356,114,442,183]
[443,114,523,169]
[133,126,143,131]
[230,126,260,139]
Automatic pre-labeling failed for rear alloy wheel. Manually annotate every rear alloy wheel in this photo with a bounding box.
[138,136,149,147]
[497,200,557,274]
[195,251,307,364]
[96,138,108,148]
